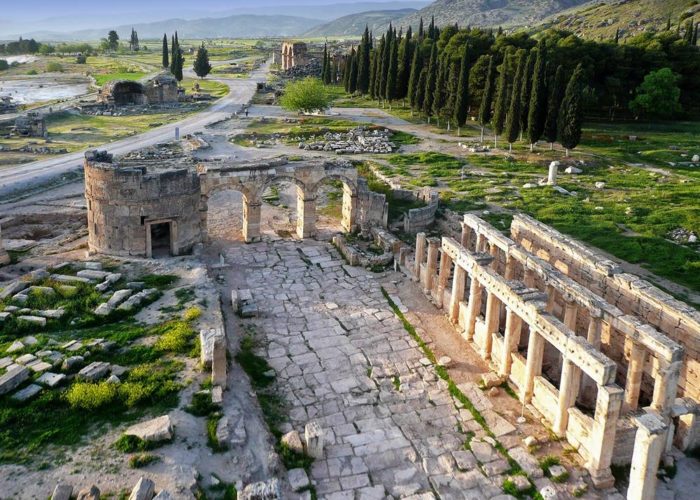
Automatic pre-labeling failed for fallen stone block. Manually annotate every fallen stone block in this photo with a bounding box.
[212,385,223,405]
[37,372,66,387]
[33,309,65,319]
[26,286,55,297]
[0,365,30,395]
[15,353,37,365]
[199,328,225,368]
[304,421,324,458]
[117,288,157,311]
[0,357,12,369]
[62,355,84,371]
[0,312,10,322]
[288,468,309,492]
[12,383,42,401]
[76,485,100,500]
[78,361,110,381]
[152,492,172,500]
[215,417,230,447]
[26,360,52,373]
[125,415,173,442]
[6,340,24,353]
[128,477,155,500]
[84,262,103,271]
[281,430,304,454]
[0,281,27,300]
[96,273,122,292]
[17,315,46,327]
[77,269,110,280]
[51,274,93,284]
[51,483,73,500]
[239,479,281,500]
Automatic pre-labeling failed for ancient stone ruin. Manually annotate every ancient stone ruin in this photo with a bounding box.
[13,112,46,138]
[280,41,308,71]
[404,212,699,498]
[97,73,179,107]
[0,224,9,266]
[84,152,387,257]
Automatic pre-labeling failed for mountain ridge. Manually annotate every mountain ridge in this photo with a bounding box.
[303,9,418,37]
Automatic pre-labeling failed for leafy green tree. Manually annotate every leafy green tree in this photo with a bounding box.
[544,65,565,149]
[453,42,470,135]
[505,51,527,151]
[629,67,681,119]
[107,30,119,51]
[478,56,495,143]
[558,64,585,156]
[526,47,547,150]
[162,34,169,69]
[280,77,332,113]
[193,43,212,79]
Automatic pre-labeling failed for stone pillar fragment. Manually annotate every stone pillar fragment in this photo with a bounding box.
[627,413,667,500]
[436,250,453,308]
[424,239,440,294]
[547,161,559,185]
[460,222,472,250]
[243,200,261,243]
[296,193,316,239]
[624,341,646,413]
[555,358,582,436]
[500,307,522,377]
[212,336,228,390]
[522,330,545,403]
[482,291,501,360]
[588,385,623,488]
[341,184,357,233]
[651,361,682,417]
[464,277,483,341]
[449,265,466,324]
[304,421,324,458]
[413,233,427,282]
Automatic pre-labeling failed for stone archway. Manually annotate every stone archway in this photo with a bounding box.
[309,174,358,234]
[199,184,258,243]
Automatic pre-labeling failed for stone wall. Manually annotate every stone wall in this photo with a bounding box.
[356,178,388,231]
[84,151,201,257]
[0,224,9,266]
[401,187,439,234]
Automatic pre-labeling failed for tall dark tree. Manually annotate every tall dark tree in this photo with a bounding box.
[407,44,423,112]
[129,28,139,51]
[396,28,413,102]
[544,65,566,149]
[372,35,385,100]
[379,26,394,103]
[107,30,119,51]
[505,51,527,151]
[357,26,371,94]
[162,34,169,69]
[368,49,378,98]
[348,47,358,94]
[453,42,470,135]
[432,54,448,125]
[614,28,620,44]
[385,35,399,106]
[558,64,585,156]
[443,59,460,131]
[428,16,436,40]
[519,50,536,140]
[193,42,212,79]
[422,44,438,120]
[170,32,184,81]
[414,68,427,113]
[322,43,329,83]
[492,52,511,147]
[478,56,496,143]
[526,47,547,150]
[418,18,424,41]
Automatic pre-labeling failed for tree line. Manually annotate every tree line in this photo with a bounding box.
[333,19,700,152]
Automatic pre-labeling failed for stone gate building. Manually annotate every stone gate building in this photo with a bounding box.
[405,213,700,499]
[98,73,179,107]
[280,41,308,71]
[84,152,386,258]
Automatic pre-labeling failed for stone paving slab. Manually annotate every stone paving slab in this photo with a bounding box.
[229,241,528,499]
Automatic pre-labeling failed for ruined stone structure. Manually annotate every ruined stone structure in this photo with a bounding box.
[405,213,699,500]
[397,187,439,233]
[85,153,381,257]
[281,41,308,71]
[0,224,9,265]
[97,73,179,107]
[13,112,46,137]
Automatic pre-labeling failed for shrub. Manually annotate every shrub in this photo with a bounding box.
[114,434,151,453]
[185,391,219,416]
[65,381,118,410]
[280,77,331,114]
[46,62,63,73]
[129,453,159,468]
[0,60,8,71]
[183,306,201,322]
[154,320,196,353]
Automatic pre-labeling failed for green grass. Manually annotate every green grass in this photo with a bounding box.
[129,453,160,468]
[93,72,147,86]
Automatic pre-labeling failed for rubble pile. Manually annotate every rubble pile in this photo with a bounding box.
[281,59,321,78]
[298,127,396,154]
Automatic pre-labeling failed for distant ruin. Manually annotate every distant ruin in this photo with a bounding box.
[13,112,46,137]
[97,73,179,107]
[280,41,308,71]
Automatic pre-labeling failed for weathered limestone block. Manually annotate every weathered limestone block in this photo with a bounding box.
[212,336,227,389]
[304,421,324,458]
[288,468,310,492]
[17,315,47,327]
[96,273,122,292]
[215,416,230,447]
[117,289,158,312]
[95,289,133,316]
[6,340,24,353]
[12,383,42,401]
[37,372,66,387]
[78,361,110,381]
[128,477,155,500]
[238,479,281,500]
[152,492,172,500]
[51,483,73,500]
[51,274,92,284]
[76,485,100,500]
[125,415,173,442]
[199,328,225,368]
[77,269,110,280]
[0,365,30,395]
[281,430,304,454]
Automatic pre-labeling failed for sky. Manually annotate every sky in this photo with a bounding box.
[1,0,427,36]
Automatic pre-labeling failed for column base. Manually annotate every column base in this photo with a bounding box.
[589,467,615,489]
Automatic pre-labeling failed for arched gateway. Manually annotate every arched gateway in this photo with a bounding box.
[84,152,365,257]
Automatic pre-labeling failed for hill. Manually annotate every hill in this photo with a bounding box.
[385,0,590,31]
[11,14,324,42]
[304,9,418,36]
[537,0,700,40]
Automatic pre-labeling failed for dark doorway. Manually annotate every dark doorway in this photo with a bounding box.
[150,222,172,258]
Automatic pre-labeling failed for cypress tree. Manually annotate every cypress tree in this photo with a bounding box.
[368,49,378,98]
[418,18,424,41]
[385,35,399,107]
[379,27,393,103]
[519,49,536,140]
[478,56,495,143]
[504,51,526,151]
[193,42,212,79]
[492,52,510,147]
[322,43,329,83]
[558,64,585,156]
[343,55,351,91]
[357,26,371,94]
[348,47,358,94]
[170,35,176,74]
[432,54,448,126]
[454,42,470,135]
[162,34,169,69]
[423,44,438,120]
[428,16,435,40]
[544,65,565,149]
[325,50,332,84]
[526,47,547,150]
[373,35,386,101]
[443,59,460,131]
[407,45,423,112]
[396,30,412,102]
[685,20,695,44]
[415,68,427,112]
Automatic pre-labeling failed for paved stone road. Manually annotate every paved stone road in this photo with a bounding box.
[227,240,526,499]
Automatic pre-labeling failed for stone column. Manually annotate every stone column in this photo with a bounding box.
[476,233,486,253]
[448,265,466,324]
[460,222,472,250]
[627,413,668,500]
[296,193,317,239]
[563,300,578,332]
[524,268,536,288]
[212,336,227,389]
[482,291,501,360]
[243,200,261,243]
[413,233,427,282]
[424,238,440,294]
[624,342,646,413]
[341,184,357,233]
[588,385,624,488]
[489,243,500,271]
[555,357,582,436]
[545,285,557,313]
[464,277,483,341]
[500,307,522,377]
[651,360,682,416]
[522,330,545,403]
[504,254,516,280]
[547,161,558,186]
[436,250,453,309]
[580,313,604,407]
[0,224,10,266]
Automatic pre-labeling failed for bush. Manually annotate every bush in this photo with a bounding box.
[129,453,159,468]
[280,77,331,114]
[185,391,219,416]
[154,320,196,353]
[0,60,8,71]
[45,62,63,73]
[65,381,118,410]
[183,306,201,322]
[114,434,151,453]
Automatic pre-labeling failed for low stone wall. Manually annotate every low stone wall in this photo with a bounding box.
[403,188,439,234]
[357,178,388,231]
[332,233,394,269]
